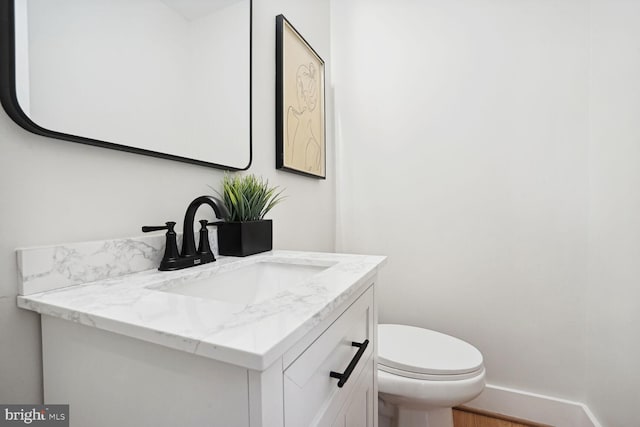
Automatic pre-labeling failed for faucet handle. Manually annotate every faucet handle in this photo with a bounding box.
[197,220,215,260]
[142,221,176,233]
[142,222,180,270]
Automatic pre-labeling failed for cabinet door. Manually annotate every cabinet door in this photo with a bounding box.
[284,287,374,427]
[332,359,375,427]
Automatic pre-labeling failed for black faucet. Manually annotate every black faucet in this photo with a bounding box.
[142,196,229,271]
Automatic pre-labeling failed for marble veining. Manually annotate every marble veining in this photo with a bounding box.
[18,249,386,370]
[17,232,218,295]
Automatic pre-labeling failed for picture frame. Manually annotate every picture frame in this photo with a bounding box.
[275,14,326,179]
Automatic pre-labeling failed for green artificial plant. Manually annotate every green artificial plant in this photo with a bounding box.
[216,174,285,222]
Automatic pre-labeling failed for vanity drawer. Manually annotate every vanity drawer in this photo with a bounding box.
[283,286,374,427]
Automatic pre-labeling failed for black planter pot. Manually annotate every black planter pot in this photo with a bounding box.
[217,220,273,257]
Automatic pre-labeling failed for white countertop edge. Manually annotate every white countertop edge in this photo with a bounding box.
[17,297,203,354]
[17,268,379,371]
[18,251,386,371]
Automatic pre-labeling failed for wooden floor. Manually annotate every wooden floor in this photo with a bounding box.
[453,407,552,427]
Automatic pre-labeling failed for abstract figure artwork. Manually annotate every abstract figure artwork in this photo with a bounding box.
[276,14,326,179]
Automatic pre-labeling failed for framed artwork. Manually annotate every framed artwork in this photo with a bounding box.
[275,14,326,179]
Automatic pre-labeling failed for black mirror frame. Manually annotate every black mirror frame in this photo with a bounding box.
[0,0,252,171]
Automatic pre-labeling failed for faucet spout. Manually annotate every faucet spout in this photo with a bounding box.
[181,196,229,257]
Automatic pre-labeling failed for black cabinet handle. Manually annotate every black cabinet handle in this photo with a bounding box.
[329,339,369,388]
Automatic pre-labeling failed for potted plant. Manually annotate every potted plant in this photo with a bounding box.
[215,174,285,256]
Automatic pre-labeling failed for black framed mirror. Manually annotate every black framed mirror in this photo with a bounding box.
[0,0,252,170]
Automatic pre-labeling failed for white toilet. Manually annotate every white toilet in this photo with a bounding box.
[377,324,486,427]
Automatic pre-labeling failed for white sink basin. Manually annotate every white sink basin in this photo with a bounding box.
[155,261,332,305]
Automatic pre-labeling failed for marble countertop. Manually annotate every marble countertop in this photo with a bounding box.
[18,250,386,371]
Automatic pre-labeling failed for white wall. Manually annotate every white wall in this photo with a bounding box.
[334,1,640,423]
[586,0,640,425]
[332,0,590,401]
[0,0,334,403]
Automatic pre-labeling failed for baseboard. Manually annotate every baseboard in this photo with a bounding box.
[465,384,602,427]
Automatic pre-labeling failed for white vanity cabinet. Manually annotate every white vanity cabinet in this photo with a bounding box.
[282,284,375,427]
[40,283,377,427]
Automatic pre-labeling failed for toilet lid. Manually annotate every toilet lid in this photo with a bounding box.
[378,324,483,376]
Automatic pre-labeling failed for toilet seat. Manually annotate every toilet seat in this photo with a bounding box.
[378,324,484,381]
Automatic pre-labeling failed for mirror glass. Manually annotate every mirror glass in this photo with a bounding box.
[7,0,251,169]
